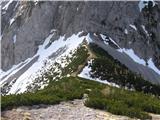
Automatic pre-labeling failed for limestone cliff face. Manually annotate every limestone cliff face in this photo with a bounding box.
[1,1,160,71]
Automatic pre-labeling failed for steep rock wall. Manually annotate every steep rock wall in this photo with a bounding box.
[1,1,160,71]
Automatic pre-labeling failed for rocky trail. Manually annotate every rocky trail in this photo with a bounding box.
[1,99,133,120]
[2,99,160,120]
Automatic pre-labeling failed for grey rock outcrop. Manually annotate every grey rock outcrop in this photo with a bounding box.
[1,1,160,80]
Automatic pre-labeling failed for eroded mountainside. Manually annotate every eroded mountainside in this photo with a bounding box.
[1,1,160,71]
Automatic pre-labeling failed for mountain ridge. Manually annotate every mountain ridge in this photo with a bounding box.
[1,1,160,71]
[1,1,160,119]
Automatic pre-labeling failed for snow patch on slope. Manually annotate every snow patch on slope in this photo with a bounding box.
[86,33,93,43]
[141,25,149,36]
[0,59,31,83]
[118,48,146,65]
[100,34,160,75]
[100,34,120,48]
[138,0,156,12]
[10,18,15,25]
[129,24,137,31]
[118,48,160,75]
[78,60,120,88]
[124,29,128,34]
[2,0,14,10]
[1,31,86,94]
[0,30,87,94]
[148,58,160,75]
[13,35,16,43]
[78,60,93,80]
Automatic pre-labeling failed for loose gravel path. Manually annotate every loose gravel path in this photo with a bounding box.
[2,99,134,120]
